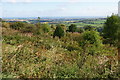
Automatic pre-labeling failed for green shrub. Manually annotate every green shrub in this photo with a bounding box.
[84,25,95,31]
[10,22,26,30]
[82,30,102,47]
[79,30,102,55]
[77,27,84,33]
[3,33,30,45]
[21,23,36,33]
[67,45,79,51]
[68,24,77,33]
[42,24,50,33]
[51,24,56,30]
[51,64,79,78]
[34,23,51,35]
[53,24,65,38]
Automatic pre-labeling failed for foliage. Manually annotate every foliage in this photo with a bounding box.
[76,27,84,33]
[34,23,42,35]
[41,23,50,33]
[60,24,67,31]
[51,24,56,30]
[79,30,102,55]
[21,23,36,33]
[0,18,2,22]
[34,23,51,35]
[2,22,10,28]
[37,17,41,23]
[84,25,95,31]
[51,64,79,78]
[103,15,120,45]
[69,24,77,33]
[81,30,102,47]
[53,24,65,38]
[10,22,26,30]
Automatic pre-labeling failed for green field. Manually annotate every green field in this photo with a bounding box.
[62,19,106,28]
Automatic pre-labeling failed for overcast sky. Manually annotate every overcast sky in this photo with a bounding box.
[0,0,120,17]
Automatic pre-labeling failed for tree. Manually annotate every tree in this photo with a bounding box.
[84,25,95,31]
[103,14,120,61]
[103,15,120,44]
[38,17,40,23]
[53,24,64,38]
[69,24,77,33]
[118,30,120,61]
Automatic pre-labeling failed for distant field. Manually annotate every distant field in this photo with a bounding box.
[4,18,106,28]
[63,19,106,28]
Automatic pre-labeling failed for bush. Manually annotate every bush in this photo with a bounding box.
[76,27,84,33]
[84,25,95,31]
[82,30,102,47]
[42,24,50,33]
[69,24,77,33]
[60,24,67,31]
[66,45,79,51]
[79,30,102,55]
[34,23,51,35]
[34,23,42,35]
[3,33,29,45]
[10,22,26,30]
[0,18,2,22]
[51,24,56,30]
[51,64,79,78]
[2,22,10,28]
[21,23,36,33]
[53,24,65,38]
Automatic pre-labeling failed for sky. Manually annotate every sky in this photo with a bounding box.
[0,0,120,18]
